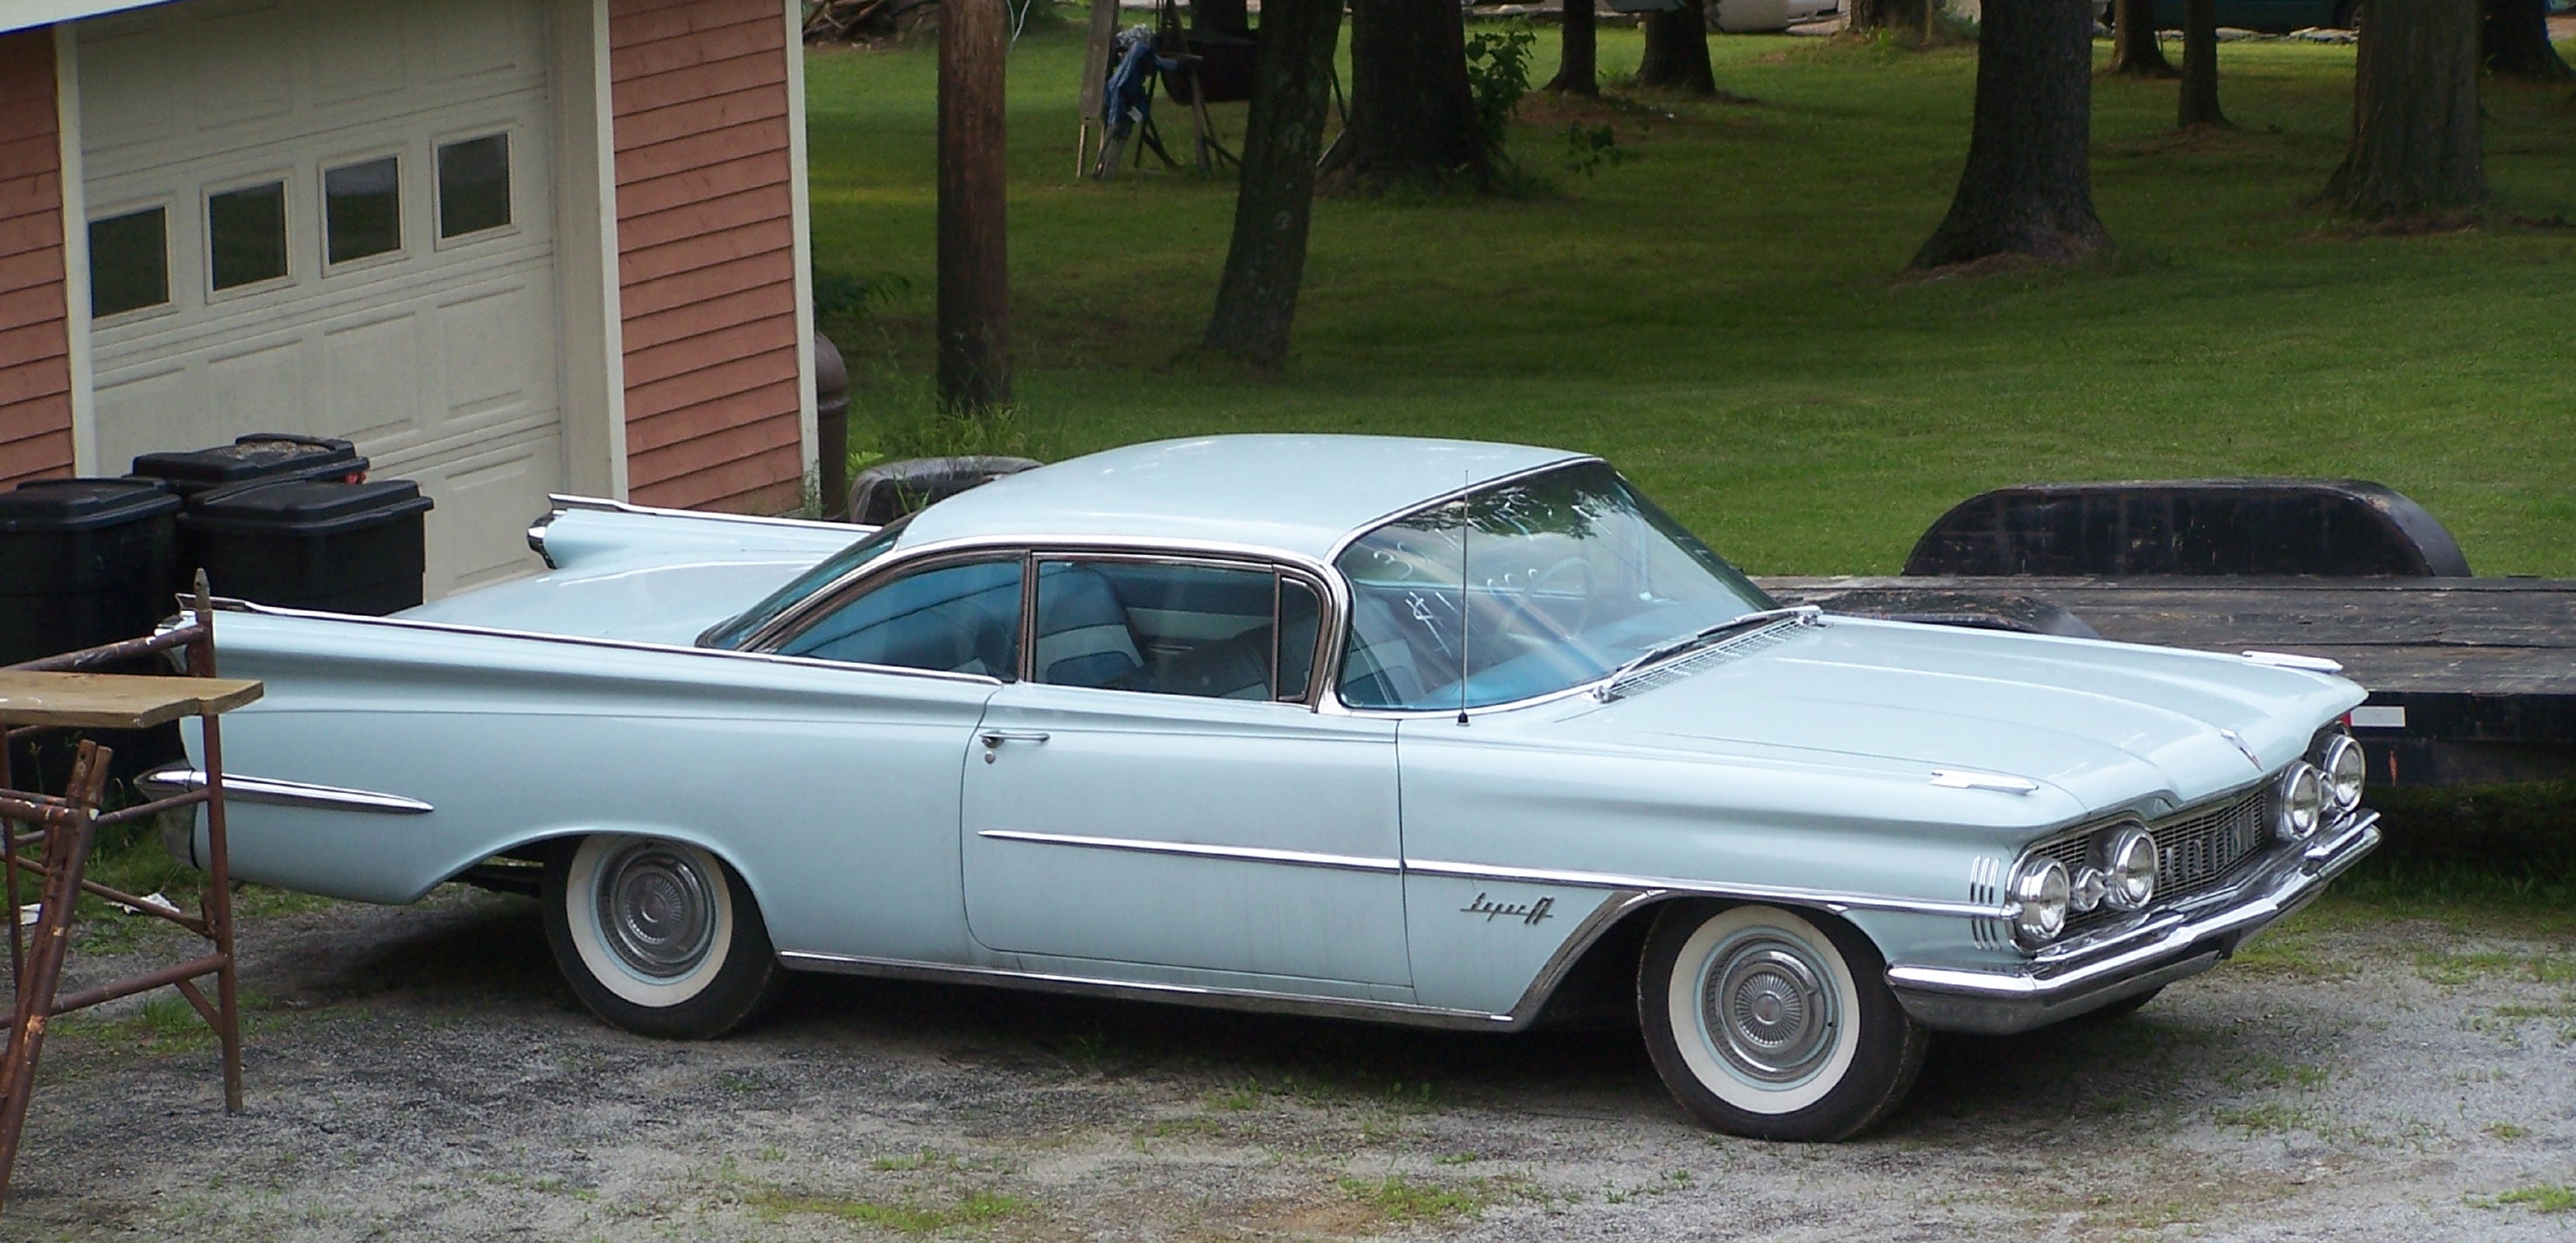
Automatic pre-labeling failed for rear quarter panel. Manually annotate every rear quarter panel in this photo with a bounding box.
[191,610,996,964]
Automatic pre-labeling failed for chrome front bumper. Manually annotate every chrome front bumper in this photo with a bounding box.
[1885,809,2381,1035]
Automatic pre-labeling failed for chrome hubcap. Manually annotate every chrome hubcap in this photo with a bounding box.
[1703,938,1837,1084]
[594,840,717,979]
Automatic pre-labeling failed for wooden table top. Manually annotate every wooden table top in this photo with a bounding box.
[0,672,264,730]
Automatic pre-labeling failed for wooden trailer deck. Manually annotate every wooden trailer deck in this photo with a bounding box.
[1754,576,2576,787]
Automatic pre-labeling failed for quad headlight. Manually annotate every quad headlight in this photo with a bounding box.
[2273,762,2326,842]
[2009,856,2071,948]
[2316,732,2365,814]
[2097,824,2159,912]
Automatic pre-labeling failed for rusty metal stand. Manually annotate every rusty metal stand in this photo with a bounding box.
[0,577,263,1205]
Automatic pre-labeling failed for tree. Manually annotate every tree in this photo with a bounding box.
[2484,0,2575,81]
[1331,0,1487,187]
[1546,0,1599,95]
[2106,0,2178,77]
[2323,0,2485,219]
[2177,0,2226,126]
[1912,0,2111,269]
[1203,0,1345,366]
[1636,0,1718,95]
[1849,0,1931,41]
[936,0,1009,410]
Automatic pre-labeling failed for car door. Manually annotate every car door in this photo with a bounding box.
[961,555,1411,988]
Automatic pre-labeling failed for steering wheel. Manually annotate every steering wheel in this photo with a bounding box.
[1528,558,1596,635]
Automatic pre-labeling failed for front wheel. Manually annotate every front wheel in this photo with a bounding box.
[1637,902,1926,1141]
[542,834,788,1039]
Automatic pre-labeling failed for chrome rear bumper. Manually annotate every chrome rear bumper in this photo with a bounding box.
[1886,810,2380,1035]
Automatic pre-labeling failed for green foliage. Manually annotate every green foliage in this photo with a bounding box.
[2494,1184,2576,1213]
[1562,122,1629,177]
[1463,22,1537,161]
[800,34,2576,576]
[1341,1174,1487,1221]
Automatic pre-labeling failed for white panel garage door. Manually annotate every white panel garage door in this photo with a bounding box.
[78,0,564,599]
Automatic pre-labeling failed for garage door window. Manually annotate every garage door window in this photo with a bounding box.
[324,157,403,266]
[208,181,290,291]
[436,134,511,239]
[87,207,169,317]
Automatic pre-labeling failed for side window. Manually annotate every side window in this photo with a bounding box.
[1276,578,1321,703]
[776,557,1022,677]
[1034,559,1315,702]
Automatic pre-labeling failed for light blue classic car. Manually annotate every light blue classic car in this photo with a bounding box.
[152,435,2378,1141]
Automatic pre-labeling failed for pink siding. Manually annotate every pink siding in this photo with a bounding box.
[609,0,804,515]
[0,29,72,490]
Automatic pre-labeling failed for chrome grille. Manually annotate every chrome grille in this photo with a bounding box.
[2036,786,2273,934]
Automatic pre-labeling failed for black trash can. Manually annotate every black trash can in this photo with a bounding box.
[0,478,188,792]
[179,479,435,615]
[0,478,183,667]
[129,433,368,499]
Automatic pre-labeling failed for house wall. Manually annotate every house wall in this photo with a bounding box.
[0,29,73,489]
[607,0,807,515]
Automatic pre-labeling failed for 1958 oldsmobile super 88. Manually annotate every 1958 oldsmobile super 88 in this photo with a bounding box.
[148,435,2379,1141]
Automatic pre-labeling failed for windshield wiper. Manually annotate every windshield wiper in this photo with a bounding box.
[1591,605,1821,702]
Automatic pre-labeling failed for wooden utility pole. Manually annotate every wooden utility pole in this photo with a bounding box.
[939,0,1011,411]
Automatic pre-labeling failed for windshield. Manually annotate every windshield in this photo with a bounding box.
[698,514,915,649]
[1335,462,1772,710]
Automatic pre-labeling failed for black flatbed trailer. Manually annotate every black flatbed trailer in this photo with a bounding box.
[1754,575,2576,788]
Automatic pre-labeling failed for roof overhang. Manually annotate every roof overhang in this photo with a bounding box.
[1,0,175,36]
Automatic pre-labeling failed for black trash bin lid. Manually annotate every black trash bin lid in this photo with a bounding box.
[179,478,435,537]
[0,478,182,533]
[132,433,364,490]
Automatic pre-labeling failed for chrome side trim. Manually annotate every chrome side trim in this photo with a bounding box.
[204,600,1004,689]
[1402,858,2012,920]
[136,765,434,815]
[1500,888,1663,1019]
[545,494,867,533]
[776,951,1519,1031]
[976,830,1402,875]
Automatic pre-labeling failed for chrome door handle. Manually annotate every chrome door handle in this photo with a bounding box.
[979,730,1050,761]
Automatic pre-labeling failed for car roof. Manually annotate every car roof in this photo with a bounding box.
[892,434,1593,564]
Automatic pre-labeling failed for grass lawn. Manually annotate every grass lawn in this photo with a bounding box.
[802,27,2576,576]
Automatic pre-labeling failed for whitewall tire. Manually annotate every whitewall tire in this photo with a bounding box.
[542,834,787,1039]
[1638,902,1926,1141]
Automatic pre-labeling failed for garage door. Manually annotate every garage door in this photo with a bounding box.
[78,0,564,599]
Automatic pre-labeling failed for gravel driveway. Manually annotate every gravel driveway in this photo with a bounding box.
[1,887,2570,1241]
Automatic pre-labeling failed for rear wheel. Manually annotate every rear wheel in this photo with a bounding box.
[1638,902,1926,1141]
[542,834,787,1039]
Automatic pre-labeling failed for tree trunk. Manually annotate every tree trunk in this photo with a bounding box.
[1636,0,1718,94]
[937,0,1009,410]
[1849,0,1931,39]
[1335,0,1487,186]
[2324,0,2486,219]
[1203,0,1344,366]
[1911,0,2111,269]
[2484,0,2575,81]
[2107,0,2177,76]
[2177,0,2226,125]
[1546,0,1599,94]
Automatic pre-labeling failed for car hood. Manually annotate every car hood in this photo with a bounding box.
[1546,616,2364,816]
[398,505,860,646]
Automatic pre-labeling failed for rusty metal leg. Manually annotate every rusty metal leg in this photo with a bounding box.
[0,742,109,1205]
[2,735,19,992]
[189,578,242,1116]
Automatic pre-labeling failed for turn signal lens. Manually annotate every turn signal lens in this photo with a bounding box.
[2009,857,2071,948]
[2100,825,2158,912]
[2274,763,2325,842]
